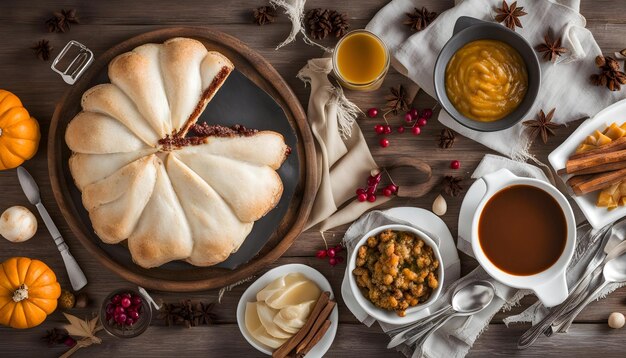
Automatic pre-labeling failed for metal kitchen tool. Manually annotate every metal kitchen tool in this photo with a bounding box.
[17,167,88,291]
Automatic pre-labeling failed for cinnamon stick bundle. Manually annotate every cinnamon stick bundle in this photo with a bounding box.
[564,148,626,174]
[571,167,626,195]
[273,292,330,358]
[295,301,336,355]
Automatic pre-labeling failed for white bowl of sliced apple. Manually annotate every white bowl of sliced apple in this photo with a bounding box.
[236,264,338,357]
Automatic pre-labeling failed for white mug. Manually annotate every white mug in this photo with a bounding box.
[471,169,576,307]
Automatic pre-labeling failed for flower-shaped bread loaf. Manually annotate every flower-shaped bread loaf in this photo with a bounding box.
[65,38,288,268]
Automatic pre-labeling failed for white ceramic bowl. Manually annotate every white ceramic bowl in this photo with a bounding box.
[347,224,444,324]
[236,264,338,357]
[549,98,626,229]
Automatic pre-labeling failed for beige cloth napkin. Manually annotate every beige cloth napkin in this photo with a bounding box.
[298,58,392,231]
[366,0,626,161]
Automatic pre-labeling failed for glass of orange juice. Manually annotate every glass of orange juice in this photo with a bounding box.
[332,29,390,91]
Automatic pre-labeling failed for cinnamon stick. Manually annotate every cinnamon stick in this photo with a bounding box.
[296,320,331,358]
[295,301,336,355]
[569,136,626,160]
[568,160,626,175]
[571,167,626,195]
[273,292,330,358]
[566,174,594,190]
[565,149,626,174]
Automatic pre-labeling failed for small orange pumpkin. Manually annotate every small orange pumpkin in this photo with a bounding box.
[0,257,61,329]
[0,90,41,170]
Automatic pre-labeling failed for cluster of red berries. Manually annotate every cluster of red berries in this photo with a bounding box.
[355,170,398,203]
[369,107,434,147]
[105,292,143,327]
[316,244,345,266]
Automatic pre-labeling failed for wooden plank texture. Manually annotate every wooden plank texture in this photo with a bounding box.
[0,0,624,357]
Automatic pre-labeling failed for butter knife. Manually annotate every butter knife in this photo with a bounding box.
[17,167,88,291]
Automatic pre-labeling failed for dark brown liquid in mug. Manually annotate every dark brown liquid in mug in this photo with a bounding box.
[478,185,567,276]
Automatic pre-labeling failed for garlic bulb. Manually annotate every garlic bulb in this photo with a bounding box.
[0,206,37,243]
[432,194,447,216]
[608,312,625,329]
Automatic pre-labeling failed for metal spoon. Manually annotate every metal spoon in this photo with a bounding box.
[387,280,495,349]
[555,243,626,332]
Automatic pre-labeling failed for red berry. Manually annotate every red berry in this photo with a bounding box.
[368,174,382,185]
[131,295,143,306]
[383,188,393,197]
[329,257,338,266]
[410,108,419,118]
[129,310,140,320]
[417,118,428,127]
[327,248,336,258]
[367,194,377,202]
[316,249,327,258]
[121,297,132,308]
[357,193,367,202]
[334,244,342,252]
[374,124,384,134]
[116,313,127,325]
[111,294,121,304]
[383,125,392,134]
[367,108,379,118]
[422,108,433,119]
[379,138,390,148]
[337,256,345,263]
[388,184,398,193]
[125,317,135,326]
[122,293,131,299]
[366,186,376,195]
[356,188,366,196]
[106,303,115,315]
[404,112,413,122]
[114,306,125,314]
[63,337,77,347]
[397,126,405,134]
[450,160,460,169]
[412,126,421,135]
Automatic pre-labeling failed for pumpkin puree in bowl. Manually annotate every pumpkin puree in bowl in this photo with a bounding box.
[445,39,528,122]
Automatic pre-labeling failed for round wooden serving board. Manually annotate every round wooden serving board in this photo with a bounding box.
[48,27,316,292]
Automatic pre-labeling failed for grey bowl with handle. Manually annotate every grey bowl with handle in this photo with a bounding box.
[433,16,541,132]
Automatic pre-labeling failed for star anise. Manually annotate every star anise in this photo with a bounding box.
[590,55,626,91]
[253,6,275,26]
[442,176,464,197]
[157,303,178,327]
[195,302,217,326]
[523,108,561,144]
[535,33,568,63]
[42,328,70,347]
[438,128,456,149]
[306,8,333,40]
[330,11,349,38]
[404,7,438,32]
[385,85,409,116]
[31,40,53,61]
[494,1,527,31]
[46,9,79,33]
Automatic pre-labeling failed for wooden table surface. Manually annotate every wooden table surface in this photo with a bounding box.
[0,0,624,356]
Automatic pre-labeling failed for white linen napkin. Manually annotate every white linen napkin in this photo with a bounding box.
[366,0,626,160]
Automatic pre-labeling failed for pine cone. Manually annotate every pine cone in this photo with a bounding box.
[330,11,349,38]
[306,8,333,40]
[253,6,275,26]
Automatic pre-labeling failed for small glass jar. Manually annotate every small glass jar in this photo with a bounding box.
[100,288,152,338]
[332,29,390,91]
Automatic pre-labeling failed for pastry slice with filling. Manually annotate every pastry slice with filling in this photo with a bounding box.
[165,153,253,266]
[175,150,283,223]
[81,155,158,244]
[128,158,193,268]
[65,111,149,154]
[81,83,160,146]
